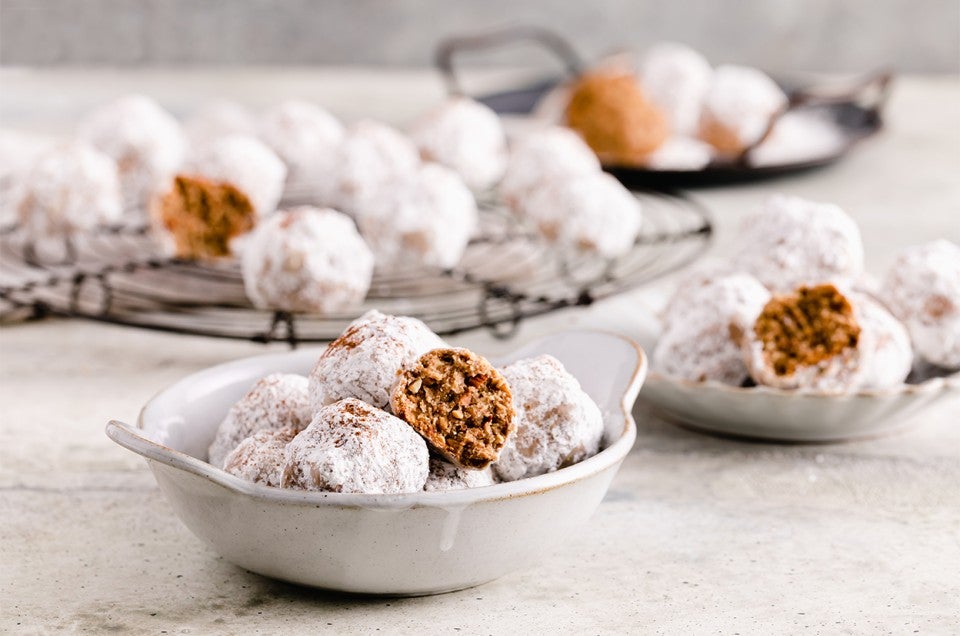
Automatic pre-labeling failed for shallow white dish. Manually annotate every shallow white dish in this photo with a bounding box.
[106,330,645,595]
[641,370,960,443]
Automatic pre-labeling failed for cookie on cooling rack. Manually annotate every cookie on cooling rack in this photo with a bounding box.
[881,240,960,369]
[309,310,446,411]
[391,347,515,470]
[207,373,313,469]
[78,94,185,211]
[410,96,507,192]
[698,65,787,157]
[282,398,429,494]
[423,457,496,492]
[494,355,603,482]
[241,206,373,314]
[223,427,299,488]
[258,99,344,201]
[15,142,122,240]
[355,162,477,270]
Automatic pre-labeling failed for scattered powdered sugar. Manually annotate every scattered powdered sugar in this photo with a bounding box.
[522,171,642,259]
[732,194,864,293]
[326,120,420,215]
[410,97,507,192]
[854,293,913,389]
[77,94,185,210]
[207,373,313,468]
[356,162,478,269]
[881,240,960,369]
[223,427,299,487]
[749,110,847,167]
[241,206,373,314]
[644,136,714,171]
[701,65,787,149]
[259,99,344,198]
[423,457,496,492]
[494,355,604,482]
[184,134,286,215]
[498,126,600,211]
[16,142,123,239]
[639,42,713,137]
[654,273,770,385]
[283,398,429,494]
[308,310,446,411]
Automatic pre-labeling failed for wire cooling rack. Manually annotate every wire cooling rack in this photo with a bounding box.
[0,190,711,344]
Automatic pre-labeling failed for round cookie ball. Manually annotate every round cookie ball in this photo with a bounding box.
[423,457,496,492]
[327,120,421,215]
[732,194,864,293]
[184,134,286,215]
[855,293,913,389]
[498,126,600,212]
[207,373,312,469]
[699,65,787,156]
[16,142,122,240]
[184,100,258,149]
[282,398,429,494]
[743,284,871,392]
[653,273,771,385]
[356,162,477,270]
[241,206,373,314]
[391,348,516,470]
[309,310,446,411]
[522,171,642,259]
[259,99,344,198]
[78,94,186,210]
[639,42,713,137]
[223,427,299,487]
[494,355,603,482]
[881,240,960,369]
[564,70,669,166]
[644,136,714,171]
[0,130,54,226]
[410,97,507,192]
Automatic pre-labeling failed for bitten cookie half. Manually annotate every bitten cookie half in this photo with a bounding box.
[391,348,515,470]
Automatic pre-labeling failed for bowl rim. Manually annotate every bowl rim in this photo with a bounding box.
[105,329,646,509]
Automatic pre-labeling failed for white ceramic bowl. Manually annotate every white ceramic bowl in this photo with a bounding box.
[641,370,960,442]
[106,330,645,595]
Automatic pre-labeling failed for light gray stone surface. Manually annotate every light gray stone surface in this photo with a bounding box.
[1,70,959,634]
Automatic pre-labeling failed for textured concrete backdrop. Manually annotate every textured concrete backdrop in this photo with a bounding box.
[1,0,958,73]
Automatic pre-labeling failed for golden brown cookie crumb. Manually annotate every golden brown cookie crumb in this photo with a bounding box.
[564,71,669,166]
[754,284,861,377]
[391,348,515,470]
[153,174,256,259]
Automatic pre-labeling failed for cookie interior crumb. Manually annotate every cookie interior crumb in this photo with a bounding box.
[155,174,255,259]
[392,348,515,470]
[754,284,861,376]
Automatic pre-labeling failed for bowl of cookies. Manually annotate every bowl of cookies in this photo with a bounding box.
[641,194,960,442]
[106,313,646,595]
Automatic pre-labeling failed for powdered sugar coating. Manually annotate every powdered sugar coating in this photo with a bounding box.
[498,126,600,211]
[855,293,913,389]
[700,65,787,152]
[185,134,287,215]
[282,398,429,494]
[327,120,421,215]
[522,171,642,259]
[207,373,312,468]
[654,273,771,385]
[0,130,54,226]
[644,136,714,171]
[78,94,185,210]
[881,240,960,368]
[184,100,258,149]
[16,142,122,239]
[223,427,298,487]
[494,355,604,482]
[410,97,507,192]
[356,162,478,269]
[639,42,713,136]
[423,457,496,492]
[259,100,344,198]
[732,194,864,293]
[241,206,373,313]
[308,310,446,411]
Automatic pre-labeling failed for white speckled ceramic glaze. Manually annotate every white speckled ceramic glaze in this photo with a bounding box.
[106,331,645,595]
